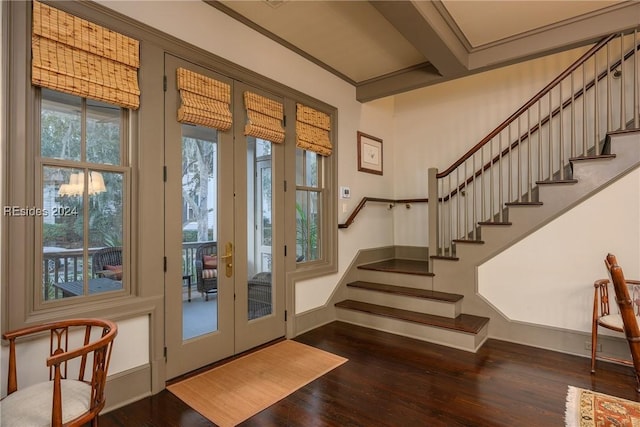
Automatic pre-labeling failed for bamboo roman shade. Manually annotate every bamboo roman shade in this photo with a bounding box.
[296,103,332,156]
[176,68,232,131]
[31,0,140,110]
[243,92,285,143]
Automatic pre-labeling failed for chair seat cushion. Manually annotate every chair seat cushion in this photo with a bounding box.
[0,379,91,427]
[104,264,123,280]
[203,255,218,269]
[202,268,217,279]
[599,314,640,331]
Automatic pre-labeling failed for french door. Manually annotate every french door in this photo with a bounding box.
[164,55,285,380]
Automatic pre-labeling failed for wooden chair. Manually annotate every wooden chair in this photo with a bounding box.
[1,318,117,426]
[591,277,640,373]
[604,253,640,392]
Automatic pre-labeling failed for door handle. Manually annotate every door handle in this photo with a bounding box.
[220,242,233,278]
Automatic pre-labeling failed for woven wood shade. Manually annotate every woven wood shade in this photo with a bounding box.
[31,1,140,110]
[176,68,232,131]
[296,103,332,156]
[243,92,285,143]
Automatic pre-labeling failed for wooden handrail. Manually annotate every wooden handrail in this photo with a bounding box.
[436,33,617,179]
[439,36,640,202]
[338,197,428,229]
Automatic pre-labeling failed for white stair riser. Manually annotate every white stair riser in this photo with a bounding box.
[336,308,488,353]
[347,287,460,318]
[357,269,434,289]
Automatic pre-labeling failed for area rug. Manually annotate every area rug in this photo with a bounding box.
[167,340,347,427]
[565,386,640,426]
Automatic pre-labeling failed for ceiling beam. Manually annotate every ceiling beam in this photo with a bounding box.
[371,0,468,78]
[356,63,442,102]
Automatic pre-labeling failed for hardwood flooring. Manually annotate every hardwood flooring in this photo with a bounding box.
[100,321,640,426]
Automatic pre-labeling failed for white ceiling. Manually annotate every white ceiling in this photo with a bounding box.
[443,1,620,47]
[208,0,638,101]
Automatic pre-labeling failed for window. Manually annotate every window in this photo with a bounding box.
[39,88,128,302]
[296,148,323,263]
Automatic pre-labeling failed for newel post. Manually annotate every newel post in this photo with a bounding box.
[428,168,439,258]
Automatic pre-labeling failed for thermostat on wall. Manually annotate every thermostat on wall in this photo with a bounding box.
[340,186,351,199]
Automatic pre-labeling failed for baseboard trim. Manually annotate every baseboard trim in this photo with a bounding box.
[103,364,152,413]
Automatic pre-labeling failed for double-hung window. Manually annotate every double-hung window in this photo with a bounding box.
[39,88,129,302]
[294,103,333,265]
[28,0,140,306]
[296,149,323,262]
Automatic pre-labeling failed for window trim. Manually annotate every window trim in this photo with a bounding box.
[35,89,132,309]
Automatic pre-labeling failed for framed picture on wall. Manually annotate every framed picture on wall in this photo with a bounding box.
[357,131,383,175]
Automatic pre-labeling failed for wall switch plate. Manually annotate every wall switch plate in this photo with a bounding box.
[340,186,351,199]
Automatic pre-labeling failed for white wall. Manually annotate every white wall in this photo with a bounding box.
[478,168,640,332]
[391,46,591,246]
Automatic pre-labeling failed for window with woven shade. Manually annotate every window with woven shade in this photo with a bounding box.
[295,103,332,263]
[244,92,285,143]
[296,103,332,156]
[177,67,233,131]
[31,0,140,110]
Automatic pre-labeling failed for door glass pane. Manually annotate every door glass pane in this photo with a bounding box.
[181,124,218,340]
[248,137,273,320]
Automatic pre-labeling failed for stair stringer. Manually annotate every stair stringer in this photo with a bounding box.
[430,129,640,352]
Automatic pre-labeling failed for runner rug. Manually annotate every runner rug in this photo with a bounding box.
[565,385,640,426]
[167,340,347,427]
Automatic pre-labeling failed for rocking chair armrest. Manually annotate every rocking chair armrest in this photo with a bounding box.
[3,324,63,395]
[593,278,610,289]
[593,279,612,319]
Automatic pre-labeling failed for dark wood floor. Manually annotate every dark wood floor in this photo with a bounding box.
[100,321,640,426]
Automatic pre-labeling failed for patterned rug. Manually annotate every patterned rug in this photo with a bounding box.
[565,386,640,426]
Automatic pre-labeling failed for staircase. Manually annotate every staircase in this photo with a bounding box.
[335,259,489,351]
[334,30,640,352]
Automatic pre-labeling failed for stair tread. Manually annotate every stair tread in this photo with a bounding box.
[347,281,463,302]
[569,154,616,161]
[335,300,489,334]
[505,201,543,206]
[535,179,578,185]
[452,239,484,244]
[431,255,459,261]
[358,259,434,276]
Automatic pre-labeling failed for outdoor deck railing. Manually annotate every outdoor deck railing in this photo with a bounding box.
[43,241,212,298]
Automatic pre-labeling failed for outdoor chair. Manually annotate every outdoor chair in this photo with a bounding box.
[92,246,123,280]
[0,318,117,426]
[248,272,272,319]
[604,253,640,392]
[195,242,218,300]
